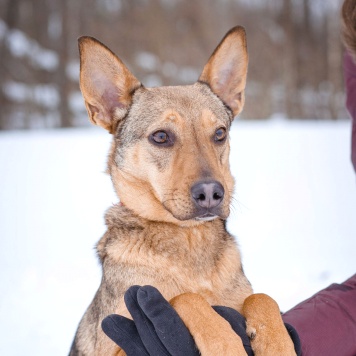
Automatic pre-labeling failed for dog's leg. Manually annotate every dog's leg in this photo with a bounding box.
[170,293,247,356]
[94,299,131,356]
[242,294,296,356]
[94,327,124,356]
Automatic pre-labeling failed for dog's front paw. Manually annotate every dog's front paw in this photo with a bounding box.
[243,294,296,356]
[171,293,248,356]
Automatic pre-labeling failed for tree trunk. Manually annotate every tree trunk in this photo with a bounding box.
[0,0,20,130]
[57,0,72,127]
[282,0,300,118]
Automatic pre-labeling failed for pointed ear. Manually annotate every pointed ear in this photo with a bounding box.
[199,26,248,118]
[78,36,141,133]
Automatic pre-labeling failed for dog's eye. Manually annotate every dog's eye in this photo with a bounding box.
[149,130,174,146]
[214,128,227,142]
[153,131,168,143]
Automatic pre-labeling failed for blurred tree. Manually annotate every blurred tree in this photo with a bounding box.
[0,0,20,129]
[281,0,300,118]
[0,0,347,130]
[56,0,71,127]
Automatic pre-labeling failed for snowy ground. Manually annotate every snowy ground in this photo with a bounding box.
[0,119,355,355]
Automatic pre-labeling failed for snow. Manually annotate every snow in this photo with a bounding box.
[5,27,58,71]
[0,119,355,355]
[3,82,60,109]
[227,119,356,309]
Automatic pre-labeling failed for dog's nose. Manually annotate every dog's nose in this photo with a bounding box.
[191,181,224,209]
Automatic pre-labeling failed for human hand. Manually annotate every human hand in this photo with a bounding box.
[102,285,253,356]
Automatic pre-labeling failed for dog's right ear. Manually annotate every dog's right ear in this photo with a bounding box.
[78,36,141,133]
[199,26,248,118]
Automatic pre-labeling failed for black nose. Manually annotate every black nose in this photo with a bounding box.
[191,181,224,209]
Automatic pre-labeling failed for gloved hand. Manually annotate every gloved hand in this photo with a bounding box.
[102,285,253,356]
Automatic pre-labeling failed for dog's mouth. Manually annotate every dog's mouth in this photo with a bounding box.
[194,213,219,222]
[162,203,222,222]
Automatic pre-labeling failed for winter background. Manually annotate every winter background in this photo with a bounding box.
[1,0,356,355]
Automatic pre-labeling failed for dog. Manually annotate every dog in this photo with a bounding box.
[69,26,296,355]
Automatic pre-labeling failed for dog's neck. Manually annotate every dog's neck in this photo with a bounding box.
[107,202,226,230]
[96,203,229,262]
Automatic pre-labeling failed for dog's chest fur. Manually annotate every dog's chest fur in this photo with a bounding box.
[72,205,252,355]
[97,205,252,314]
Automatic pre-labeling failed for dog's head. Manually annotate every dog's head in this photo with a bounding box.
[78,27,248,226]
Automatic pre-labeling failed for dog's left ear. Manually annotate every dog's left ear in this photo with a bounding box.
[199,26,248,118]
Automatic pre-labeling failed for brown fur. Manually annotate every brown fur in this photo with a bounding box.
[171,293,246,355]
[70,27,295,356]
[243,294,296,355]
[341,0,356,62]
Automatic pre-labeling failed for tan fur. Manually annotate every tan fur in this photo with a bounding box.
[243,294,296,356]
[108,85,235,226]
[200,26,248,116]
[171,293,247,355]
[70,26,295,356]
[78,36,141,133]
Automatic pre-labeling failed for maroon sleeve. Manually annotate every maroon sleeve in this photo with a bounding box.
[344,52,356,172]
[282,274,356,355]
